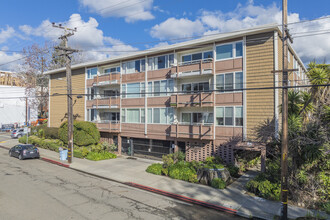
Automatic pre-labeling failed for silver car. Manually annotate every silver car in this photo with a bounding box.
[11,129,27,138]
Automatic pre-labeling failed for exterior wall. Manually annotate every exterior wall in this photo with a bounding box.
[246,32,275,140]
[49,68,86,127]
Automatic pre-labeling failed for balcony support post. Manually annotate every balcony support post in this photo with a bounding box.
[117,134,122,155]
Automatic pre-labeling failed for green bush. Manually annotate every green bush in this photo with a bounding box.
[18,135,27,144]
[38,129,45,139]
[246,174,281,201]
[146,163,163,175]
[18,135,63,153]
[59,121,100,146]
[90,143,105,153]
[86,151,117,161]
[168,161,198,183]
[73,149,84,158]
[44,127,59,139]
[227,165,240,178]
[211,178,226,189]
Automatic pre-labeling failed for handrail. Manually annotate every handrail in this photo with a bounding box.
[172,58,213,67]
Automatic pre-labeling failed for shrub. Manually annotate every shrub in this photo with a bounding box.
[73,149,84,159]
[38,129,45,139]
[211,178,226,189]
[146,163,162,175]
[162,152,186,168]
[59,121,100,146]
[90,143,105,153]
[246,174,281,201]
[168,161,198,183]
[18,135,27,144]
[86,151,117,161]
[44,127,59,139]
[19,135,63,153]
[227,165,240,178]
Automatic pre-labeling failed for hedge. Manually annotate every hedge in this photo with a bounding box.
[19,135,63,152]
[85,151,117,161]
[146,163,163,175]
[59,121,100,146]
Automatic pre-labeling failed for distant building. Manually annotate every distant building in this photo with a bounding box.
[0,80,38,129]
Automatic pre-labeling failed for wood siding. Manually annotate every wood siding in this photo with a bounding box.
[49,68,85,127]
[246,32,275,140]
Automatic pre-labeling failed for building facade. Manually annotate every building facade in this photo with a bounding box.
[46,24,307,168]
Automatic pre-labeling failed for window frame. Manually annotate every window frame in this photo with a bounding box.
[180,111,214,125]
[215,41,243,61]
[122,58,146,74]
[215,71,243,93]
[121,108,145,124]
[86,67,98,79]
[147,53,174,71]
[121,82,145,99]
[180,50,213,64]
[215,106,243,127]
[147,107,174,125]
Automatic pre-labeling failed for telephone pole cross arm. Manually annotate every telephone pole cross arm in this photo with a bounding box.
[52,22,78,164]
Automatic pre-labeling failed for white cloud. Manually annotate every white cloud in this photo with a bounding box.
[150,1,329,63]
[79,0,154,22]
[150,18,205,40]
[0,26,15,44]
[0,51,23,71]
[19,14,138,63]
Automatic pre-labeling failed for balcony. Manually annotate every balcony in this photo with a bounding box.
[93,72,120,86]
[86,96,120,109]
[171,59,214,78]
[170,124,213,140]
[95,121,120,133]
[170,92,214,107]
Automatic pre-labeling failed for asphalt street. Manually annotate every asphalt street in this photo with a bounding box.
[0,133,244,220]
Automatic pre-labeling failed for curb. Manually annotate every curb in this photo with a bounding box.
[125,182,238,215]
[40,157,70,168]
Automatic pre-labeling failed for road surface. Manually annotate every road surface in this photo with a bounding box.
[0,133,244,220]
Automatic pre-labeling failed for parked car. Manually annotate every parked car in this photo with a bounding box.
[10,128,27,138]
[9,144,40,160]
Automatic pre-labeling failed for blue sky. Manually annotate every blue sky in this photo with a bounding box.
[0,0,329,70]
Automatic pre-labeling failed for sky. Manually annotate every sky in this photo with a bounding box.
[0,0,329,71]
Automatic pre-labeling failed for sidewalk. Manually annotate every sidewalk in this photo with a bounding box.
[1,140,328,220]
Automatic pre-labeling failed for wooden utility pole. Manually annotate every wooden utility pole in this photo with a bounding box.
[281,0,291,219]
[52,23,78,164]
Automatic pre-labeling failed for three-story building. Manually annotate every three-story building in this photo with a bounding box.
[46,24,307,169]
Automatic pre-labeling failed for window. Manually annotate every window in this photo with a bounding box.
[122,82,145,98]
[225,107,233,125]
[182,55,191,62]
[121,109,126,122]
[121,84,126,98]
[148,54,173,71]
[225,73,233,91]
[141,109,145,123]
[89,109,97,121]
[216,106,243,126]
[148,79,173,97]
[126,109,140,123]
[216,72,243,92]
[182,113,191,124]
[148,108,152,123]
[216,42,243,60]
[181,112,213,124]
[148,108,174,124]
[235,72,243,90]
[192,53,202,61]
[153,108,160,123]
[216,44,233,60]
[87,68,97,79]
[236,42,243,57]
[182,82,209,93]
[104,66,120,74]
[122,59,145,74]
[87,88,95,100]
[203,51,213,59]
[158,56,166,69]
[127,83,140,98]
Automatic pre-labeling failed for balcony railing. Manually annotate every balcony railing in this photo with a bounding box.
[170,123,213,140]
[171,58,214,78]
[170,92,214,107]
[86,96,120,109]
[93,72,120,86]
[95,120,120,132]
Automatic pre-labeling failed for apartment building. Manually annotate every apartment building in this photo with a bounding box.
[45,24,307,168]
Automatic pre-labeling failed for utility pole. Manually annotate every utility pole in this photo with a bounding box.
[40,57,44,118]
[52,23,78,164]
[25,97,28,126]
[281,0,292,219]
